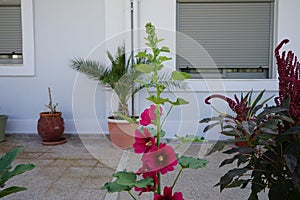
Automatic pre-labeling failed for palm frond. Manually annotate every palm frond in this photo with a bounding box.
[70,58,106,82]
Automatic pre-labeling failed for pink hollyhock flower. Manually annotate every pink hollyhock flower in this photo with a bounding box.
[134,170,158,195]
[140,105,163,126]
[153,186,184,200]
[142,144,178,174]
[133,128,156,154]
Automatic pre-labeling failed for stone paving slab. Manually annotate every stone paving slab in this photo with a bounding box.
[0,134,268,200]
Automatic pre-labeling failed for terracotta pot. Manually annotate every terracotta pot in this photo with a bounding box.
[37,112,66,145]
[108,117,138,149]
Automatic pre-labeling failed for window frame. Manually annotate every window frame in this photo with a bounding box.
[0,0,35,76]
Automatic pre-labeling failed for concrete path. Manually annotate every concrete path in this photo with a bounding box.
[0,134,268,200]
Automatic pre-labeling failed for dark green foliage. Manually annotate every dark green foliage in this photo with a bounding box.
[202,101,300,199]
[0,147,35,198]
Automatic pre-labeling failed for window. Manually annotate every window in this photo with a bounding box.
[0,0,35,76]
[0,0,22,64]
[176,0,274,79]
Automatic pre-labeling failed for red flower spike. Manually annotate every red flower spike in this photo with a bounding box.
[133,128,156,154]
[275,39,300,124]
[153,186,184,200]
[205,94,251,122]
[141,144,178,174]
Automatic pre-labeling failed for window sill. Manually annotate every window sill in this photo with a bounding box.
[175,79,278,92]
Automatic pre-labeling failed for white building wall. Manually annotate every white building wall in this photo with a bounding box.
[0,0,299,139]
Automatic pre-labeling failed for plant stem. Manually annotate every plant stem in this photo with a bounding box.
[157,172,161,195]
[128,191,137,200]
[161,105,173,128]
[48,87,53,113]
[172,168,183,188]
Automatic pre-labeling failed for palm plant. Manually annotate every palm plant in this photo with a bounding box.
[71,45,187,118]
[71,45,143,117]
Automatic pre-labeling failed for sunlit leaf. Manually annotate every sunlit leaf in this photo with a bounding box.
[160,46,170,52]
[172,71,191,80]
[135,64,153,73]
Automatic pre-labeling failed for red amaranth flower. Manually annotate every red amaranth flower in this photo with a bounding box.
[275,39,300,124]
[153,186,184,200]
[133,128,156,154]
[205,93,251,122]
[140,105,163,126]
[141,144,178,174]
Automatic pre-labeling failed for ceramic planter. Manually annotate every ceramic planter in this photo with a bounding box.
[107,117,138,149]
[0,115,8,142]
[37,112,66,145]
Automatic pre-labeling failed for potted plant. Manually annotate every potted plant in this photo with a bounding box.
[0,114,8,142]
[200,39,300,199]
[71,45,143,149]
[37,87,66,145]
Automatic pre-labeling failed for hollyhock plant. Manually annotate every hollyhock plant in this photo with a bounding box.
[102,22,208,199]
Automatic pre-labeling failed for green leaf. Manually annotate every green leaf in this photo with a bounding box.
[206,142,226,156]
[175,135,206,143]
[101,171,155,193]
[170,98,189,106]
[284,154,297,173]
[159,56,172,61]
[227,179,250,188]
[101,171,137,193]
[221,131,240,137]
[178,155,208,169]
[1,164,35,182]
[0,148,23,175]
[113,171,137,186]
[160,46,170,52]
[172,71,191,80]
[284,126,300,135]
[113,112,137,124]
[223,147,255,154]
[203,122,220,133]
[146,96,169,104]
[101,182,130,193]
[135,177,154,188]
[135,64,153,73]
[216,168,248,191]
[135,51,147,58]
[219,155,240,167]
[0,186,27,198]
